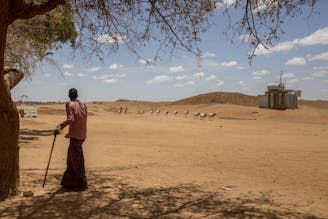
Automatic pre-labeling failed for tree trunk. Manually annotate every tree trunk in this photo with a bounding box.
[0,0,20,201]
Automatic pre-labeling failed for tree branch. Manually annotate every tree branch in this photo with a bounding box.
[245,0,268,62]
[149,0,198,55]
[9,0,65,24]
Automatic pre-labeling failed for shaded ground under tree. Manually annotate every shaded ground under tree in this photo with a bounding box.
[0,170,321,219]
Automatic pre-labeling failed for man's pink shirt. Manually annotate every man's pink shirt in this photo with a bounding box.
[60,100,87,140]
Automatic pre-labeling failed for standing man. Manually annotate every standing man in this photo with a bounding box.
[119,106,123,114]
[56,88,88,189]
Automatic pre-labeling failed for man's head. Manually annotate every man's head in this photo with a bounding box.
[68,88,78,100]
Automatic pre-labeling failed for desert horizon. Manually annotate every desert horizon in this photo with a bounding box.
[14,91,328,105]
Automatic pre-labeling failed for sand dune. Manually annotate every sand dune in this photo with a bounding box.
[173,92,258,106]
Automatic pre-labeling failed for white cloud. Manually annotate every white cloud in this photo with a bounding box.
[202,51,216,58]
[77,73,86,77]
[109,73,127,78]
[169,65,184,73]
[93,73,127,81]
[313,66,328,71]
[311,70,328,77]
[175,75,189,81]
[221,61,238,67]
[63,71,73,77]
[252,0,282,13]
[104,79,118,84]
[252,76,262,80]
[285,57,306,65]
[302,76,314,81]
[255,27,328,55]
[298,27,328,46]
[252,1,268,13]
[174,81,194,88]
[216,80,224,87]
[63,64,74,69]
[175,72,219,84]
[255,42,295,55]
[239,34,249,42]
[205,75,217,81]
[92,75,108,80]
[87,66,101,72]
[185,81,194,86]
[308,52,328,62]
[193,72,206,79]
[238,81,247,86]
[138,58,154,65]
[252,69,270,76]
[138,59,146,65]
[282,72,296,79]
[146,75,170,84]
[215,0,235,9]
[95,33,123,44]
[109,63,123,70]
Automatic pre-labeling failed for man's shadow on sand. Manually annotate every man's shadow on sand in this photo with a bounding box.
[0,170,322,219]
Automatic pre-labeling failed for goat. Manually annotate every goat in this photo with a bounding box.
[193,112,200,119]
[184,111,189,117]
[208,113,217,120]
[199,113,207,119]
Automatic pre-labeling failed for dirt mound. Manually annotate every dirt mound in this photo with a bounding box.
[115,99,130,102]
[173,92,258,106]
[299,100,328,109]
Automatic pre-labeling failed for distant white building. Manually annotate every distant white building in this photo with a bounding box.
[19,95,38,117]
[258,82,301,110]
[22,105,38,117]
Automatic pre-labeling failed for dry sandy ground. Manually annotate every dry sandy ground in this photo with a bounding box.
[1,101,328,218]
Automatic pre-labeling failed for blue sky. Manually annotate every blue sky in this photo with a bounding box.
[12,1,328,102]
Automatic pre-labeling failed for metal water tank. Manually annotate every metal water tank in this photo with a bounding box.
[267,83,285,91]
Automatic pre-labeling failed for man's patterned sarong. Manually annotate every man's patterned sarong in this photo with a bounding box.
[61,138,87,188]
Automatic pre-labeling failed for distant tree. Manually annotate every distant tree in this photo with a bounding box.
[0,0,317,200]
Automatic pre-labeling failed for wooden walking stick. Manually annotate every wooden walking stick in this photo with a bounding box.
[42,132,57,187]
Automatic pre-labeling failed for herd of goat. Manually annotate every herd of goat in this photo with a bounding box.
[133,110,217,120]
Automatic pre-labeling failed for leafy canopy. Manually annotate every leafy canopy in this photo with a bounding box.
[5,3,77,76]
